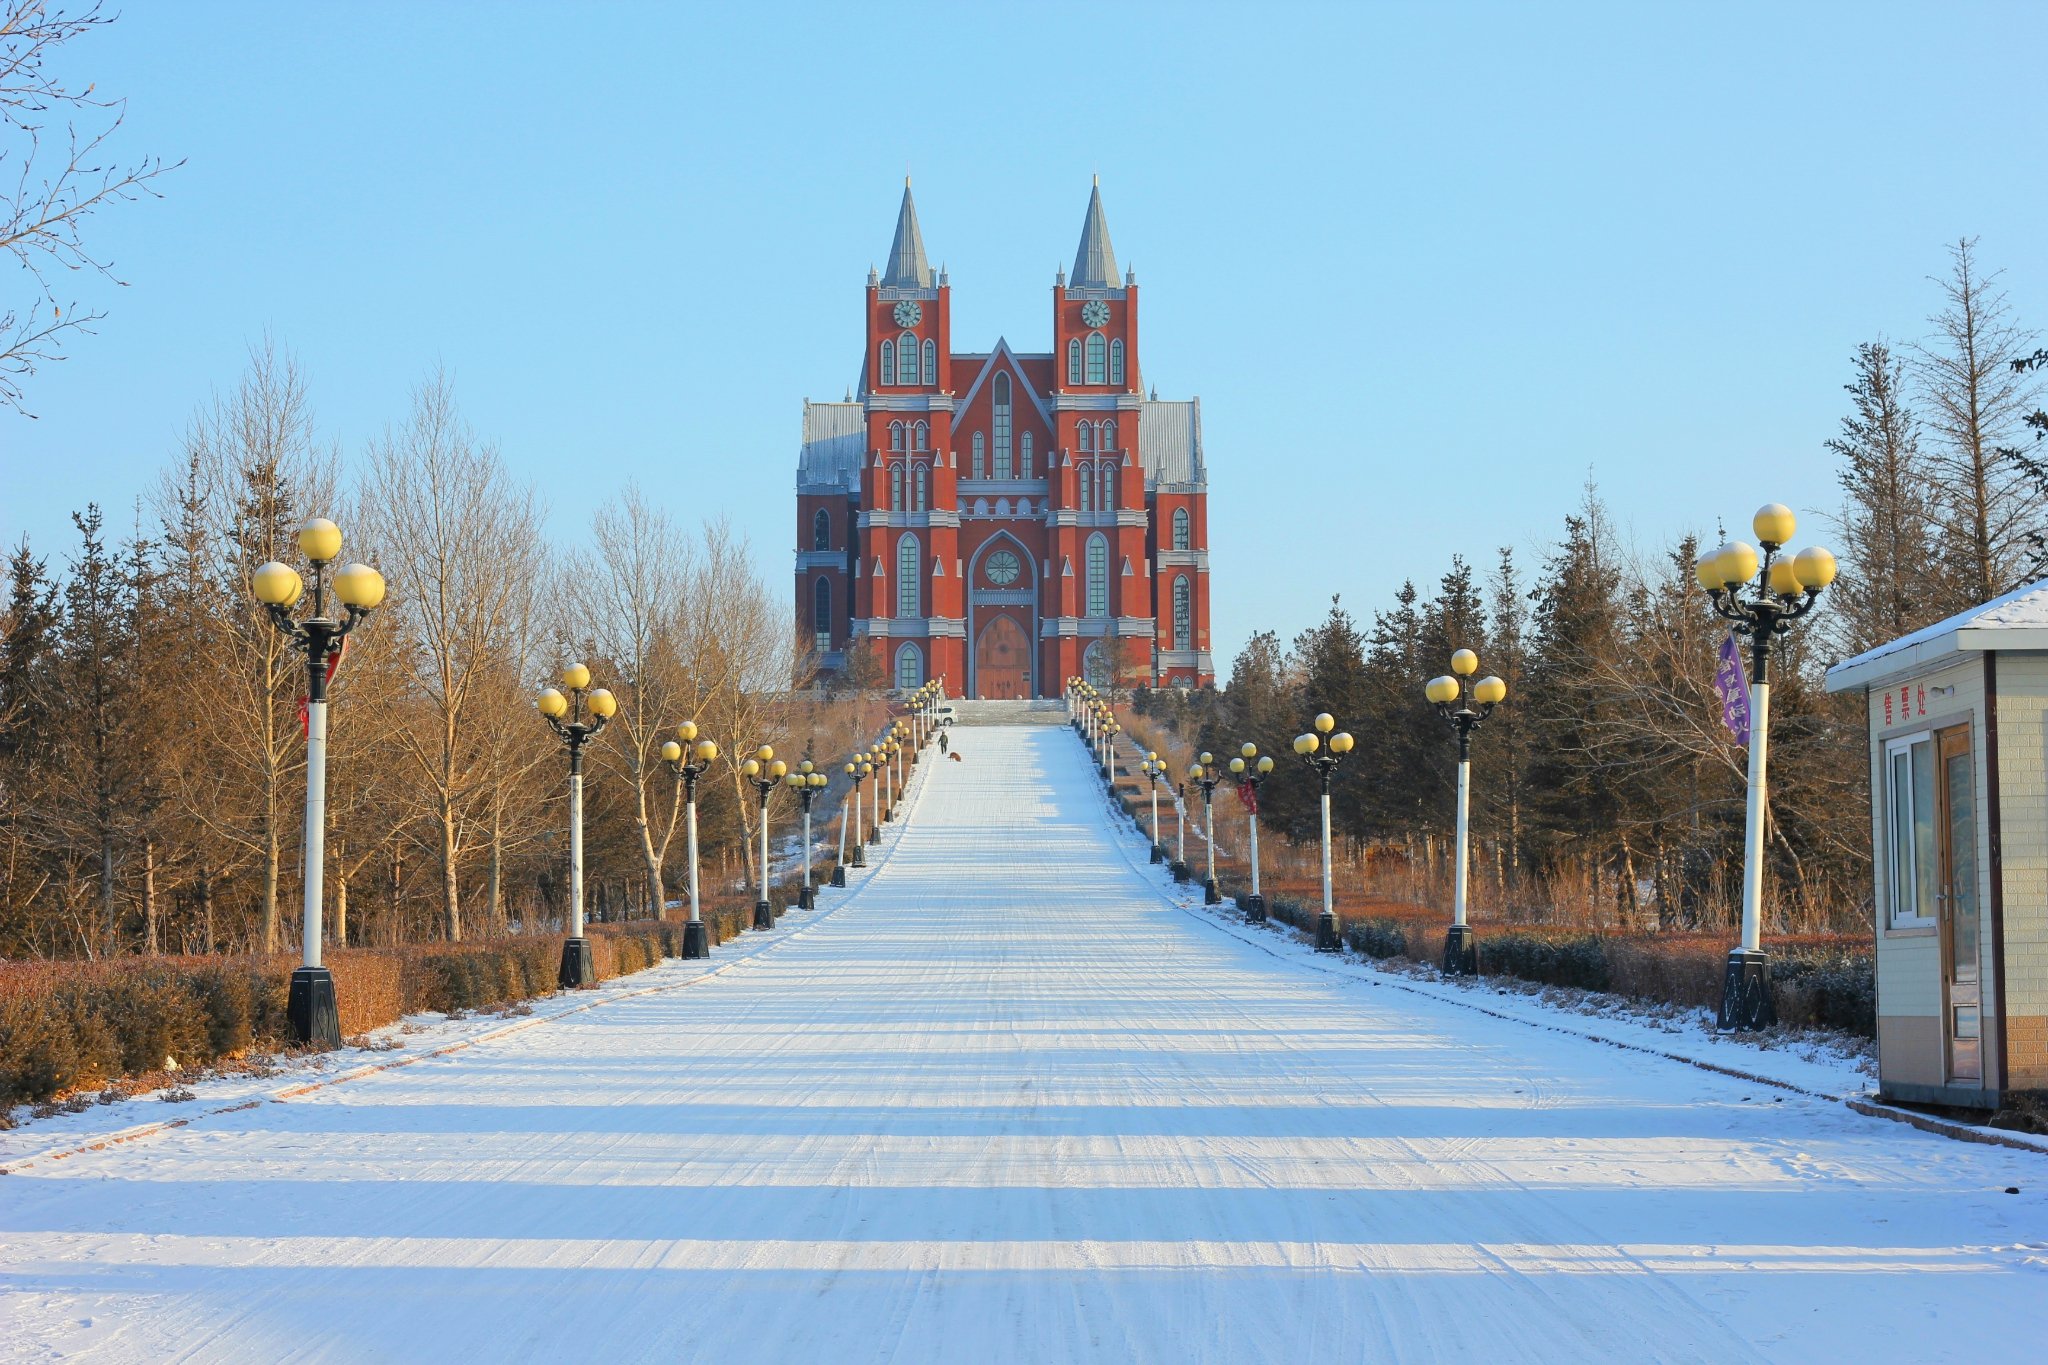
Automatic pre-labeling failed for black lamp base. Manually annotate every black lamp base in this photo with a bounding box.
[1243,894,1267,925]
[1170,860,1189,883]
[1717,948,1776,1030]
[1315,912,1343,954]
[558,936,596,990]
[1150,844,1165,864]
[1442,923,1478,976]
[287,965,342,1048]
[753,900,774,930]
[798,886,816,910]
[681,920,709,960]
[852,845,868,867]
[1203,878,1222,905]
[831,865,848,887]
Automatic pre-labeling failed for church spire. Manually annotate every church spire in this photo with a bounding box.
[1069,176,1119,289]
[880,178,933,288]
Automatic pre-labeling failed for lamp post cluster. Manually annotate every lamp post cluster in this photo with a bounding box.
[659,723,719,959]
[1695,503,1837,1030]
[834,751,875,884]
[252,517,386,1045]
[788,761,829,909]
[536,663,618,988]
[1425,652,1508,975]
[1066,679,1122,788]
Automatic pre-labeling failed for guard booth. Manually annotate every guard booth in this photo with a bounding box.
[1825,581,2048,1108]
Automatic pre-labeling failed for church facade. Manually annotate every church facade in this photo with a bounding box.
[794,182,1215,699]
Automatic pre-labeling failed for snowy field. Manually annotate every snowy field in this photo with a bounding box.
[3,723,2046,1363]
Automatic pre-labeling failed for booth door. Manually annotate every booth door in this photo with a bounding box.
[1937,725,1981,1085]
[975,616,1029,700]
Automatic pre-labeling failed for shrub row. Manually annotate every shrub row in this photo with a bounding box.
[0,900,766,1109]
[1238,893,1874,1037]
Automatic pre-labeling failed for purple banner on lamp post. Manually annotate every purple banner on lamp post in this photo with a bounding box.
[1715,633,1750,745]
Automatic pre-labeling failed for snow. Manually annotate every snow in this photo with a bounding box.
[4,724,2047,1363]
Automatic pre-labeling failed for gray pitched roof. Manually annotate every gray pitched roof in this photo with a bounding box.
[1824,577,2048,691]
[1069,179,1119,289]
[880,182,933,289]
[1137,399,1203,486]
[796,401,864,493]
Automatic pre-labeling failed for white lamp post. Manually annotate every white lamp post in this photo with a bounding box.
[1426,653,1507,976]
[660,723,719,959]
[1293,714,1355,953]
[538,664,616,987]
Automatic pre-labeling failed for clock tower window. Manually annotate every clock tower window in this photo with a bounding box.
[1066,337,1082,385]
[1085,333,1107,385]
[1110,339,1124,386]
[898,331,920,384]
[880,340,895,386]
[922,339,936,383]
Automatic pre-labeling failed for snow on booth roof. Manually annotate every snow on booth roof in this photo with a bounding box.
[1824,576,2048,692]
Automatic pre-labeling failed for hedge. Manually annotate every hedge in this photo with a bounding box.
[0,895,770,1110]
[1238,892,1874,1037]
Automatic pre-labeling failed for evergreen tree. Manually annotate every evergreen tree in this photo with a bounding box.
[1829,339,1935,653]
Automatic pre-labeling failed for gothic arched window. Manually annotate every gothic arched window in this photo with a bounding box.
[813,576,832,642]
[914,464,928,511]
[913,420,928,451]
[1173,576,1191,650]
[1020,431,1034,479]
[1083,640,1109,687]
[1100,418,1115,450]
[1078,423,1093,453]
[1086,534,1109,618]
[895,642,923,690]
[898,331,920,384]
[972,431,985,479]
[812,508,830,551]
[1066,337,1082,385]
[879,340,895,386]
[921,338,936,384]
[1100,463,1115,510]
[1172,506,1190,551]
[1109,338,1124,386]
[896,534,921,619]
[890,466,903,511]
[889,421,904,452]
[1085,332,1107,384]
[1080,465,1094,512]
[993,374,1012,479]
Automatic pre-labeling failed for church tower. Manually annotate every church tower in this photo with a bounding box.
[796,180,1213,697]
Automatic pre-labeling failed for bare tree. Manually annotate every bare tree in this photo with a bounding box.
[573,486,691,917]
[2,0,179,413]
[363,373,542,942]
[1912,239,2045,610]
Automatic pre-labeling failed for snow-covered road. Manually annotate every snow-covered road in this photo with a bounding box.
[5,723,2046,1363]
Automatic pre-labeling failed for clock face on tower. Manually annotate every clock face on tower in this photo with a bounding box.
[893,300,923,327]
[1079,300,1110,327]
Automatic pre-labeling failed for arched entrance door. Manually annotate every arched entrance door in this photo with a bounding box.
[975,616,1030,699]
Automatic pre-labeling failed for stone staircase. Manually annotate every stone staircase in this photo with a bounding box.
[947,699,1068,726]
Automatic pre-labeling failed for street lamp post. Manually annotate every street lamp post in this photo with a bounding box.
[659,722,719,960]
[789,762,828,908]
[878,736,897,822]
[1101,718,1120,787]
[251,517,385,1045]
[1171,778,1191,882]
[1186,753,1225,905]
[834,756,872,884]
[1139,753,1167,863]
[537,663,618,988]
[1228,743,1277,924]
[1426,651,1508,976]
[1294,713,1355,953]
[1697,503,1838,1029]
[741,746,788,929]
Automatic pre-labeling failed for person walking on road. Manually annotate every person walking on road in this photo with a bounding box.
[939,730,949,756]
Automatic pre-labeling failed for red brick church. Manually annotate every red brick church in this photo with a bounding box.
[794,180,1215,699]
